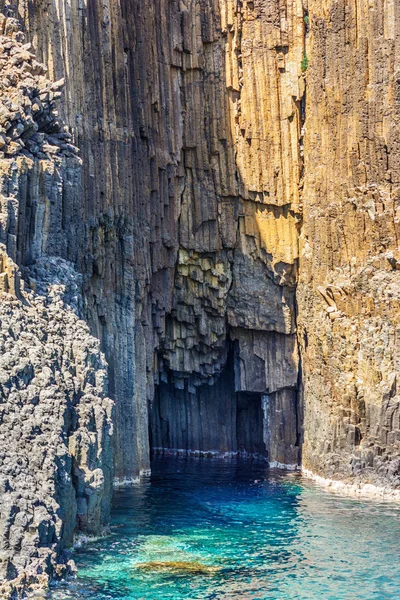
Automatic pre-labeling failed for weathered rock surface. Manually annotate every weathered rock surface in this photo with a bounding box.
[297,0,400,488]
[0,256,113,600]
[12,0,303,480]
[0,0,399,596]
[0,13,113,599]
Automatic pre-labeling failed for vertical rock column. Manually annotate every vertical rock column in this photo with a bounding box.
[12,0,307,476]
[298,0,400,486]
[152,0,306,467]
[0,14,114,598]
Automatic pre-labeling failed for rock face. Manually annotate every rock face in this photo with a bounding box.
[0,0,399,596]
[13,0,304,481]
[0,257,113,599]
[297,0,400,487]
[0,14,113,599]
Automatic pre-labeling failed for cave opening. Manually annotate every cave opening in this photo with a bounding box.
[236,391,266,456]
[149,348,268,459]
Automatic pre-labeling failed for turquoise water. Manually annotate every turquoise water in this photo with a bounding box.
[48,457,400,600]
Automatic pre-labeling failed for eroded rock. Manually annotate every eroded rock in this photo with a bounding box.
[0,257,113,600]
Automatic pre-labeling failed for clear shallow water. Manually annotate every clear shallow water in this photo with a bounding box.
[47,457,400,600]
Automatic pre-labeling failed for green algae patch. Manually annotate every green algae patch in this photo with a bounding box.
[133,561,220,575]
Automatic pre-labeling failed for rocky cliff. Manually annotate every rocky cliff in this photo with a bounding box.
[298,0,400,487]
[14,0,305,480]
[0,0,399,597]
[0,14,113,598]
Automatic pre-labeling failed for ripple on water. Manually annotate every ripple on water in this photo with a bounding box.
[47,457,400,600]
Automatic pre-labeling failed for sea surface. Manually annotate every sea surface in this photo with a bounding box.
[47,457,400,600]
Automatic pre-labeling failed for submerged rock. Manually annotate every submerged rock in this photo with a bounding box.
[134,561,220,575]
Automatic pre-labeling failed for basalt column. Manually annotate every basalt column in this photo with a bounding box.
[3,1,400,597]
[14,0,305,475]
[0,14,113,597]
[298,0,400,487]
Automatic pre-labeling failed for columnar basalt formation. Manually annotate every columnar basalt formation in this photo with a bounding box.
[12,0,304,480]
[297,0,400,487]
[0,14,113,599]
[0,0,399,597]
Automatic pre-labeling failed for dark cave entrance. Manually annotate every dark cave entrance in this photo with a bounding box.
[149,351,267,458]
[236,392,266,456]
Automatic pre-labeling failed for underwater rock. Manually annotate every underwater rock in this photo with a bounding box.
[134,561,220,575]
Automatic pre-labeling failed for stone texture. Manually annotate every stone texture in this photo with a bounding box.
[0,14,113,599]
[0,255,113,600]
[0,0,399,596]
[297,0,400,488]
[10,0,303,481]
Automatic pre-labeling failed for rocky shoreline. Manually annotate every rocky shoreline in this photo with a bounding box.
[302,468,400,503]
[0,257,113,600]
[0,10,114,597]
